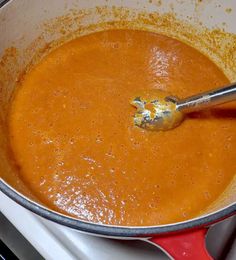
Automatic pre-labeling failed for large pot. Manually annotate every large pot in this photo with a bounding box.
[0,0,235,259]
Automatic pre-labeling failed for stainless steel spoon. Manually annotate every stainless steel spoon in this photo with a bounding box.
[131,82,236,131]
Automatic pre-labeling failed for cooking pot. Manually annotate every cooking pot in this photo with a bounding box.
[0,0,235,259]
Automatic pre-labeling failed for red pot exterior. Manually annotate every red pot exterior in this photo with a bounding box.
[150,229,212,259]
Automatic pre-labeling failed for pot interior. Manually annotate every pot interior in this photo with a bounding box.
[0,0,235,226]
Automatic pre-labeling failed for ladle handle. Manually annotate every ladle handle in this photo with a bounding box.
[177,82,236,113]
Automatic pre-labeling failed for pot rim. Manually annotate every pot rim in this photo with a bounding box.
[0,0,11,8]
[1,180,235,237]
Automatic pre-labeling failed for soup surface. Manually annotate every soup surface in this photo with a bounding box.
[9,30,236,226]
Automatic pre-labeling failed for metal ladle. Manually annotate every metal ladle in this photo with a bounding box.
[131,82,236,131]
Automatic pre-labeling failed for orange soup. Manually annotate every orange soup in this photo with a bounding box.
[9,30,236,226]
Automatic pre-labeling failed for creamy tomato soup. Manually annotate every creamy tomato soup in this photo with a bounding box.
[9,30,236,226]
